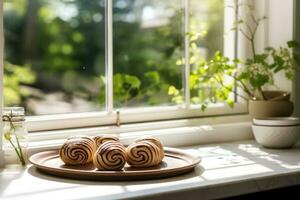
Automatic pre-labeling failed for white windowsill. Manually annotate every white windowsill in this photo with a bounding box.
[27,114,252,155]
[26,103,247,132]
[2,140,300,200]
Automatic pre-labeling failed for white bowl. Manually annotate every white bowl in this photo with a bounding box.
[252,124,300,148]
[253,117,300,126]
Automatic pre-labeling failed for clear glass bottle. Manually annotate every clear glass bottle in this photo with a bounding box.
[2,107,28,166]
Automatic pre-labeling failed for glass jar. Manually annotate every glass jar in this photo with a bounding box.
[2,107,28,166]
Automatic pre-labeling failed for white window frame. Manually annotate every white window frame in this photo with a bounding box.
[1,0,247,134]
[0,0,4,167]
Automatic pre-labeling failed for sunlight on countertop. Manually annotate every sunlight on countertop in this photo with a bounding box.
[2,140,300,200]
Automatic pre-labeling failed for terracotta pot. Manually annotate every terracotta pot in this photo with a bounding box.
[248,100,294,118]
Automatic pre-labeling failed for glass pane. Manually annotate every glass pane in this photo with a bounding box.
[3,0,105,115]
[113,0,184,108]
[188,0,225,107]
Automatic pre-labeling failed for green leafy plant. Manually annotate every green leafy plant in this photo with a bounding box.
[108,71,170,107]
[169,3,300,110]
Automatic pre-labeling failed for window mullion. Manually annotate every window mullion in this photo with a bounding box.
[105,0,114,113]
[184,0,190,108]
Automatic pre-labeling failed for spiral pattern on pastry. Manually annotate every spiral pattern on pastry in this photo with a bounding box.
[93,141,127,171]
[59,136,96,165]
[93,135,119,148]
[126,140,162,167]
[135,136,164,160]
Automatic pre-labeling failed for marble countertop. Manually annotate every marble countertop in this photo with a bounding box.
[2,140,300,200]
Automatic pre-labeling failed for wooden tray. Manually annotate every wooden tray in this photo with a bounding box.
[29,147,201,181]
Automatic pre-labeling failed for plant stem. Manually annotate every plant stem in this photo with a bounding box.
[213,76,249,101]
[250,38,256,59]
[231,75,254,98]
[7,138,24,164]
[14,134,26,165]
[238,27,251,40]
[229,88,249,101]
[9,119,26,166]
[258,87,267,100]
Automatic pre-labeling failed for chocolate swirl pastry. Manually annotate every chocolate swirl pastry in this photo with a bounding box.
[59,136,96,165]
[93,141,127,171]
[68,135,95,144]
[135,137,164,160]
[126,140,162,167]
[93,135,119,147]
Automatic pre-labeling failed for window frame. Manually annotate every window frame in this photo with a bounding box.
[26,103,247,131]
[0,0,4,164]
[1,0,246,133]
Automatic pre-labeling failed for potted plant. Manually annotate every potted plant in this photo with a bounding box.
[169,3,300,118]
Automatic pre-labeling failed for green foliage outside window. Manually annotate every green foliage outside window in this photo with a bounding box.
[3,0,224,114]
[4,62,36,107]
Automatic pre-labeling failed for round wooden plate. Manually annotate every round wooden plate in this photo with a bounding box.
[29,147,201,181]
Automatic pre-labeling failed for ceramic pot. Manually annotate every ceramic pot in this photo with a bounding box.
[252,124,300,148]
[248,100,294,118]
[263,90,290,101]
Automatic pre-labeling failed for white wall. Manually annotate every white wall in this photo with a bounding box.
[264,0,294,92]
[239,0,294,93]
[264,0,300,116]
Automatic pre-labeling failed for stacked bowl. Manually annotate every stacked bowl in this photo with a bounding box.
[252,117,300,148]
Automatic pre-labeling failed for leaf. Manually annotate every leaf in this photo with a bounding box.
[227,99,234,108]
[273,55,284,71]
[287,40,300,48]
[145,71,160,84]
[237,72,249,80]
[293,53,300,65]
[168,86,179,96]
[233,58,240,63]
[189,74,198,89]
[201,103,207,112]
[249,74,269,88]
[268,63,276,69]
[176,59,183,65]
[100,75,106,84]
[4,87,21,106]
[4,132,12,141]
[124,75,141,88]
[191,97,201,104]
[265,47,273,51]
[254,54,268,63]
[285,71,294,80]
[172,96,184,104]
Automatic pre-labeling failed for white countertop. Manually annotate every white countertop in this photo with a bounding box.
[2,140,300,200]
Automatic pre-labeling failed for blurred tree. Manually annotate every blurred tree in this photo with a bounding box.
[4,62,36,107]
[3,0,225,114]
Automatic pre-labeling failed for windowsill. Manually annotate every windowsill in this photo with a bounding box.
[28,114,252,155]
[2,140,300,200]
[26,103,247,132]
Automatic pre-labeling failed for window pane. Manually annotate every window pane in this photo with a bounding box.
[4,0,105,115]
[113,0,184,108]
[189,0,225,106]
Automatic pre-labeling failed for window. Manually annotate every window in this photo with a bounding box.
[4,0,106,115]
[113,0,184,108]
[189,0,225,105]
[2,0,246,131]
